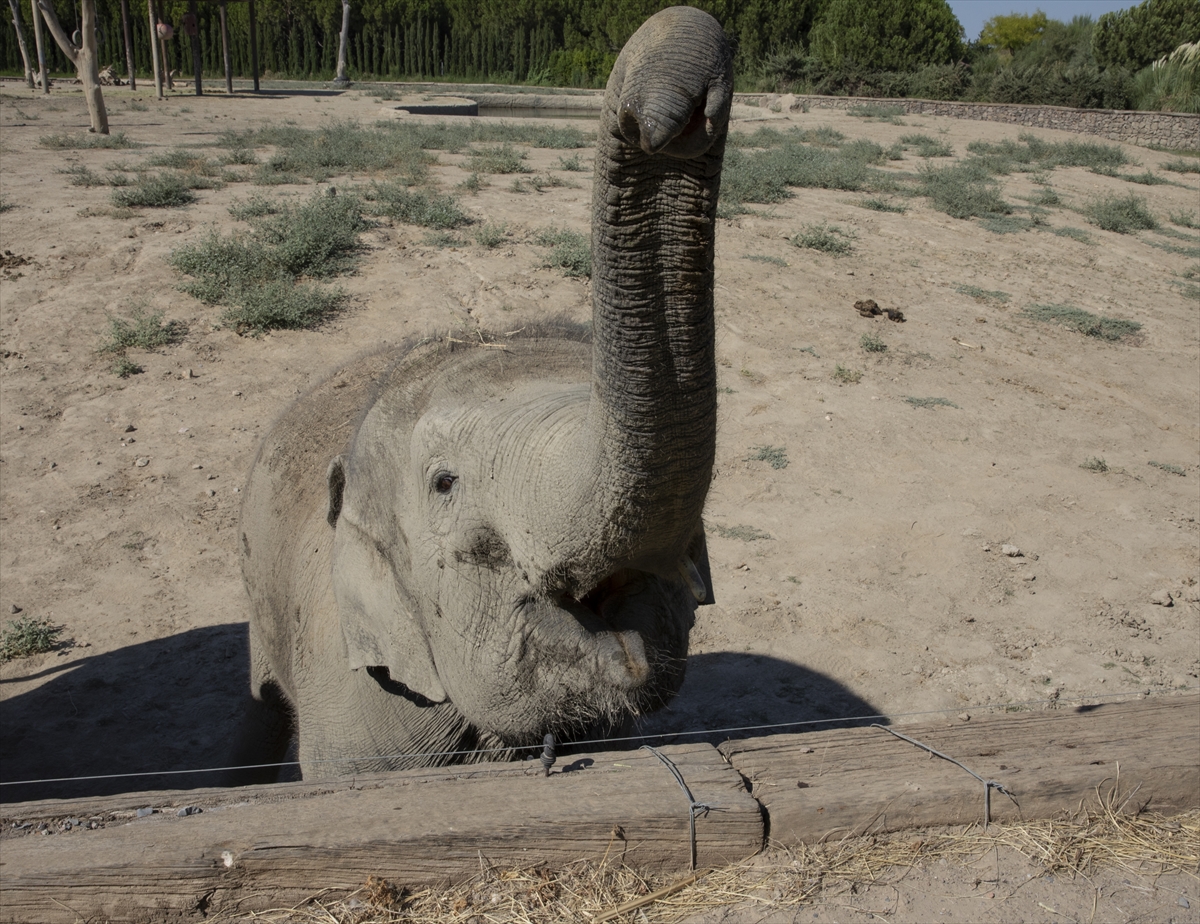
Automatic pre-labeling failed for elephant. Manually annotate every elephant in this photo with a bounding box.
[232,5,733,781]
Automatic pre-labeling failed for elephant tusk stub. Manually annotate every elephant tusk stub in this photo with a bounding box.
[679,556,707,604]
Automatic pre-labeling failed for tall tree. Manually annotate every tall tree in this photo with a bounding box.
[333,0,350,83]
[7,0,34,87]
[1093,0,1200,71]
[808,0,965,71]
[979,10,1048,54]
[35,0,109,133]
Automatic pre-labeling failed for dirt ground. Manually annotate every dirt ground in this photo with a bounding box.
[0,81,1197,921]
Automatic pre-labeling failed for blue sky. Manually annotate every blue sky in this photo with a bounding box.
[947,1,1141,43]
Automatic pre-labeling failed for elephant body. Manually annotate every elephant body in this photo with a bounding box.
[236,7,732,779]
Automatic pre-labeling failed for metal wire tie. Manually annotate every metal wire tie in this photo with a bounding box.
[640,745,711,870]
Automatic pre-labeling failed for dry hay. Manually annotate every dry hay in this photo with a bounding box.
[223,787,1199,924]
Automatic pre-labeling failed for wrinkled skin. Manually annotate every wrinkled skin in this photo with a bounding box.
[234,6,733,779]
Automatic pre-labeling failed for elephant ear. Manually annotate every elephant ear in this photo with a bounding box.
[327,456,449,704]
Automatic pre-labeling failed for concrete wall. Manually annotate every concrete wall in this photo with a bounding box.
[741,94,1200,150]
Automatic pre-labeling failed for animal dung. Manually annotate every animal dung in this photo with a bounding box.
[854,299,905,322]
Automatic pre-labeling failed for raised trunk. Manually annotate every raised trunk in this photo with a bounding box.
[8,0,34,88]
[572,8,732,589]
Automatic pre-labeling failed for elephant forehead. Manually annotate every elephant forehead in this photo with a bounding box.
[413,383,590,485]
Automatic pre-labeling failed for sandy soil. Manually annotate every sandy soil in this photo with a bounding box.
[0,81,1197,921]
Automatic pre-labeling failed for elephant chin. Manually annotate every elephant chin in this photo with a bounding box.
[465,573,692,745]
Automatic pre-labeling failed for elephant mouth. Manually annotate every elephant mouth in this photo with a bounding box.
[575,568,642,621]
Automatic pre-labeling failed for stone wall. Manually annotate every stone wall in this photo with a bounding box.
[739,93,1200,150]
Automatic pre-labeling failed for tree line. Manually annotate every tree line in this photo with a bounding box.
[3,0,1196,111]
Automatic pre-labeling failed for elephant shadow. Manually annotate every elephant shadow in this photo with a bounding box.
[632,651,886,747]
[1,630,882,805]
[0,624,251,804]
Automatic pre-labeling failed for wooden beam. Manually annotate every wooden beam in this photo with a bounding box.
[720,694,1199,846]
[0,743,762,923]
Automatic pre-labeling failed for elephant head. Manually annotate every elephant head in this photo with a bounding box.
[328,7,731,748]
[239,7,732,770]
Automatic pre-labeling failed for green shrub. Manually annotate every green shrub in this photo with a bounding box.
[229,195,281,221]
[1162,158,1200,173]
[1149,460,1186,475]
[899,134,953,157]
[1122,170,1170,185]
[467,143,532,174]
[745,445,788,469]
[956,284,1010,302]
[366,182,469,229]
[859,197,906,213]
[112,356,143,377]
[98,307,185,353]
[171,192,365,333]
[1022,303,1142,341]
[0,616,63,660]
[533,227,591,277]
[556,153,585,171]
[1030,186,1061,206]
[905,396,958,409]
[146,149,220,173]
[474,223,507,248]
[919,162,1011,219]
[861,332,887,353]
[1081,456,1109,472]
[745,254,788,266]
[833,364,862,383]
[1130,42,1200,113]
[1083,193,1158,233]
[1053,226,1094,243]
[790,222,855,254]
[39,131,138,149]
[111,173,196,208]
[1170,210,1199,229]
[249,121,432,183]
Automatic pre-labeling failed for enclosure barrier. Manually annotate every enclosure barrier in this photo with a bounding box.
[1,693,1196,923]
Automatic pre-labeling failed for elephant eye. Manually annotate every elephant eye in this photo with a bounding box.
[434,473,457,495]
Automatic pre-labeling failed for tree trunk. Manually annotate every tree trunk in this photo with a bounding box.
[119,0,135,89]
[36,0,108,133]
[76,0,109,132]
[29,0,48,93]
[8,0,34,88]
[334,0,349,84]
[186,0,201,94]
[247,0,258,91]
[218,0,231,93]
[146,0,162,97]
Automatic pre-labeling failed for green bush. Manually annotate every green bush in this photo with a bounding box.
[111,174,197,208]
[919,162,1011,219]
[474,223,508,248]
[1022,303,1142,340]
[1094,0,1200,71]
[229,195,281,221]
[98,307,185,353]
[861,332,887,352]
[1131,42,1200,113]
[366,182,469,229]
[790,222,855,254]
[39,131,138,149]
[0,616,62,660]
[171,192,366,333]
[899,134,953,157]
[1083,193,1158,232]
[467,143,532,174]
[859,197,907,213]
[1162,158,1200,173]
[533,227,591,277]
[745,445,789,469]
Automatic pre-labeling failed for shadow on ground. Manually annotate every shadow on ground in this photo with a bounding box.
[0,624,249,803]
[633,651,885,747]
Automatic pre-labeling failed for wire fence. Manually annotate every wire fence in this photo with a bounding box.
[0,688,1158,791]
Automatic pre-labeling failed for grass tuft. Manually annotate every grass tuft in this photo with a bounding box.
[847,103,905,123]
[39,131,139,150]
[920,161,1011,219]
[533,227,591,277]
[112,356,143,377]
[1161,158,1200,174]
[110,173,196,208]
[467,143,531,174]
[474,223,507,248]
[1148,460,1185,476]
[745,254,788,266]
[229,195,281,221]
[98,307,185,354]
[556,153,585,172]
[790,222,854,254]
[833,364,862,384]
[745,445,789,469]
[1053,226,1094,244]
[1022,304,1142,342]
[1,616,63,661]
[1081,457,1109,473]
[905,396,958,409]
[366,182,469,229]
[860,332,887,353]
[859,197,906,213]
[1083,193,1158,233]
[956,284,1010,303]
[899,133,952,157]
